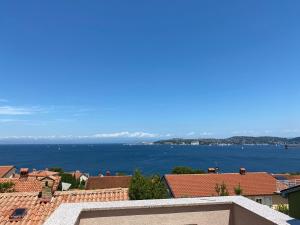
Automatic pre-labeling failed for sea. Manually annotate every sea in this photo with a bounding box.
[0,144,299,175]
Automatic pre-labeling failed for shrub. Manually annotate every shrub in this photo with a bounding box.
[275,204,289,215]
[171,166,205,174]
[215,182,229,196]
[49,167,64,173]
[129,170,168,200]
[0,182,15,193]
[234,183,243,195]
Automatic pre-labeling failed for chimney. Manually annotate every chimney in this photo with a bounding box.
[20,168,29,178]
[240,168,246,175]
[208,168,216,174]
[39,186,53,203]
[106,170,111,176]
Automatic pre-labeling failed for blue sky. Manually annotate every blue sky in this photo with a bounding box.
[0,1,300,143]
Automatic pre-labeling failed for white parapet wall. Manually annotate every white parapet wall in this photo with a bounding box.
[44,196,299,225]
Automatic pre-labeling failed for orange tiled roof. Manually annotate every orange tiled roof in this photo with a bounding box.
[0,166,15,178]
[285,175,300,180]
[28,170,59,178]
[0,178,42,192]
[164,172,279,198]
[28,171,61,192]
[86,176,131,190]
[38,176,61,192]
[0,188,129,225]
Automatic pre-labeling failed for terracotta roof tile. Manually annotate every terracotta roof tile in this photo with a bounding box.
[165,172,278,198]
[0,188,128,225]
[86,176,131,190]
[0,178,42,193]
[28,171,59,178]
[0,166,15,178]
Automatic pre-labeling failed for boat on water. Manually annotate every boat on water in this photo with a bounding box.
[285,144,300,149]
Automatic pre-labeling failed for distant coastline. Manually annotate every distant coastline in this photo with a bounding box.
[153,136,300,146]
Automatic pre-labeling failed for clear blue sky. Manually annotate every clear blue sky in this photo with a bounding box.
[0,1,300,143]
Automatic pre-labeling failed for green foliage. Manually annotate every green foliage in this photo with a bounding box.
[290,172,300,175]
[129,170,168,200]
[115,172,127,176]
[171,166,205,174]
[215,182,229,196]
[0,182,15,193]
[234,183,243,195]
[275,204,289,215]
[50,168,82,189]
[78,180,86,190]
[59,173,80,189]
[49,167,64,173]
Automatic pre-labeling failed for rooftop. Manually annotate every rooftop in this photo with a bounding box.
[28,170,59,178]
[164,172,281,198]
[0,166,15,178]
[44,196,300,225]
[0,188,128,225]
[0,177,43,192]
[0,175,61,193]
[281,185,300,197]
[86,176,131,190]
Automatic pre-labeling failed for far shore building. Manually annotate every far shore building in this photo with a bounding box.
[0,165,16,178]
[86,175,131,190]
[163,169,288,208]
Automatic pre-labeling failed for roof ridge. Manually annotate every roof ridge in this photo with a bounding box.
[54,188,128,196]
[0,192,39,197]
[89,175,132,178]
[165,172,269,176]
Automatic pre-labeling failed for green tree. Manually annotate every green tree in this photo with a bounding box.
[49,167,81,189]
[59,173,80,189]
[129,170,168,200]
[49,167,64,173]
[149,175,168,199]
[171,166,205,174]
[215,182,229,196]
[234,183,243,195]
[0,182,15,193]
[115,172,127,176]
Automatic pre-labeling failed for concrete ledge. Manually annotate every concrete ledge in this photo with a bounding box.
[43,196,299,225]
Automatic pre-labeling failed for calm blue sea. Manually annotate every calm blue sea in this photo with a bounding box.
[0,144,299,175]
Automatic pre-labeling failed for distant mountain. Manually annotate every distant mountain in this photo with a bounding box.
[154,136,300,145]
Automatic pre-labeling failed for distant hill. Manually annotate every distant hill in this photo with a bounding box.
[154,136,300,145]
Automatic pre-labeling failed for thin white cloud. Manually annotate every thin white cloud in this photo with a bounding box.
[232,130,256,135]
[283,129,300,134]
[0,131,160,140]
[200,132,213,136]
[0,119,26,123]
[186,132,195,136]
[0,106,36,115]
[0,99,8,103]
[93,131,158,138]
